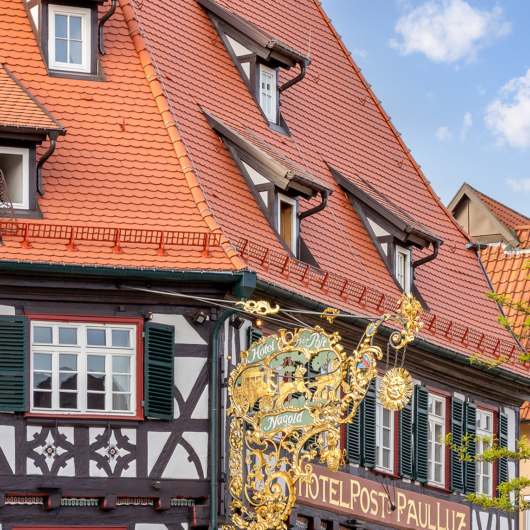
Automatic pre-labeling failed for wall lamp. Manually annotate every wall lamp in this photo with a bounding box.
[254,318,263,328]
[230,316,245,330]
[190,310,208,325]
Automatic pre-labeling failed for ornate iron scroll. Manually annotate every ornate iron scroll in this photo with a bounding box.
[224,293,423,530]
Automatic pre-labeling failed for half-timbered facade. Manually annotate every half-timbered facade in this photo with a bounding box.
[0,0,528,530]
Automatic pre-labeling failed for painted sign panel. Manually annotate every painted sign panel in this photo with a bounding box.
[297,464,470,530]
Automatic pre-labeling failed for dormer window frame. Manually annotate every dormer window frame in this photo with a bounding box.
[197,0,311,136]
[48,3,92,74]
[24,0,104,81]
[277,192,298,255]
[259,64,278,123]
[395,245,411,293]
[0,146,30,211]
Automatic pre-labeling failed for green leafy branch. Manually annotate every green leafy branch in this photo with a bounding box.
[442,433,530,512]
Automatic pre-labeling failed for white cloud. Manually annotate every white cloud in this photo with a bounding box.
[390,0,511,63]
[506,178,530,194]
[460,112,472,140]
[435,126,452,140]
[485,69,530,149]
[352,49,368,58]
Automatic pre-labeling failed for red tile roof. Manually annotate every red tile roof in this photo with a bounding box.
[481,236,530,351]
[521,401,530,421]
[0,0,239,271]
[472,187,530,232]
[0,0,526,374]
[0,64,64,132]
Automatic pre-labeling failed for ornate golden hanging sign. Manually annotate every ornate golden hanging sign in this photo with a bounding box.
[225,293,423,530]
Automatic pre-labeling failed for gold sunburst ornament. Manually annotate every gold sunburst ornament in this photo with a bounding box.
[379,367,413,411]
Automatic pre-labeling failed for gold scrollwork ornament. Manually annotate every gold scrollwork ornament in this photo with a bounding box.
[378,367,413,411]
[235,300,280,315]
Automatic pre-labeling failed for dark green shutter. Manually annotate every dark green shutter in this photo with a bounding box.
[247,327,263,349]
[399,397,413,479]
[413,385,429,483]
[362,379,377,468]
[450,397,465,492]
[0,316,28,412]
[464,403,477,494]
[144,322,175,420]
[498,412,509,487]
[345,399,361,463]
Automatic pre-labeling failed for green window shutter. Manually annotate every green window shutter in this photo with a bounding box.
[450,397,465,492]
[345,399,362,463]
[247,327,263,349]
[413,385,429,483]
[144,322,175,420]
[0,316,28,412]
[362,379,377,468]
[399,398,413,479]
[464,403,477,494]
[498,412,509,487]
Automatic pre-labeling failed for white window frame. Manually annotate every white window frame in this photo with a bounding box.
[260,64,277,122]
[375,376,394,473]
[395,246,411,293]
[277,193,297,254]
[525,496,530,530]
[428,394,446,487]
[476,409,494,497]
[48,4,91,73]
[0,146,29,210]
[30,321,137,416]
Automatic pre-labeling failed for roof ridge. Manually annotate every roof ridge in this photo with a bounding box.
[309,0,473,245]
[118,0,245,271]
[470,185,530,223]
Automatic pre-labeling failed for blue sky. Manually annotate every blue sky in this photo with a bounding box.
[321,0,530,217]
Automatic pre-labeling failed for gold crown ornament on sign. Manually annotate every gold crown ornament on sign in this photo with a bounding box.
[223,293,423,530]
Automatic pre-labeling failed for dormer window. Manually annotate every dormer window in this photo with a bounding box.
[278,194,297,252]
[260,65,277,122]
[197,0,311,135]
[330,164,443,307]
[48,5,91,73]
[25,0,107,80]
[203,110,330,263]
[395,246,411,293]
[0,147,30,210]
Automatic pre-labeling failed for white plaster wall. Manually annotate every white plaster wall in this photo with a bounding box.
[151,314,206,345]
[147,431,171,476]
[174,357,206,401]
[0,425,15,473]
[183,431,208,477]
[0,305,15,315]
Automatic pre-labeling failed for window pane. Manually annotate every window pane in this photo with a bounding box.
[383,408,391,428]
[87,355,105,372]
[112,330,130,347]
[485,415,491,431]
[435,463,442,483]
[383,428,390,448]
[34,326,53,344]
[428,398,433,413]
[87,392,105,410]
[69,40,82,64]
[435,442,442,463]
[88,373,105,391]
[435,423,442,440]
[59,327,77,345]
[87,329,106,346]
[113,356,130,373]
[435,400,443,416]
[59,392,77,409]
[59,372,77,390]
[476,412,481,427]
[34,372,52,390]
[484,476,489,493]
[69,15,82,40]
[59,354,77,371]
[113,375,130,392]
[55,14,67,38]
[383,449,390,469]
[113,393,130,411]
[55,37,67,63]
[34,391,52,408]
[34,353,52,371]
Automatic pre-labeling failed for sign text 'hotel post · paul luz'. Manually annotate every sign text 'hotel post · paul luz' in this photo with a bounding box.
[224,294,424,530]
